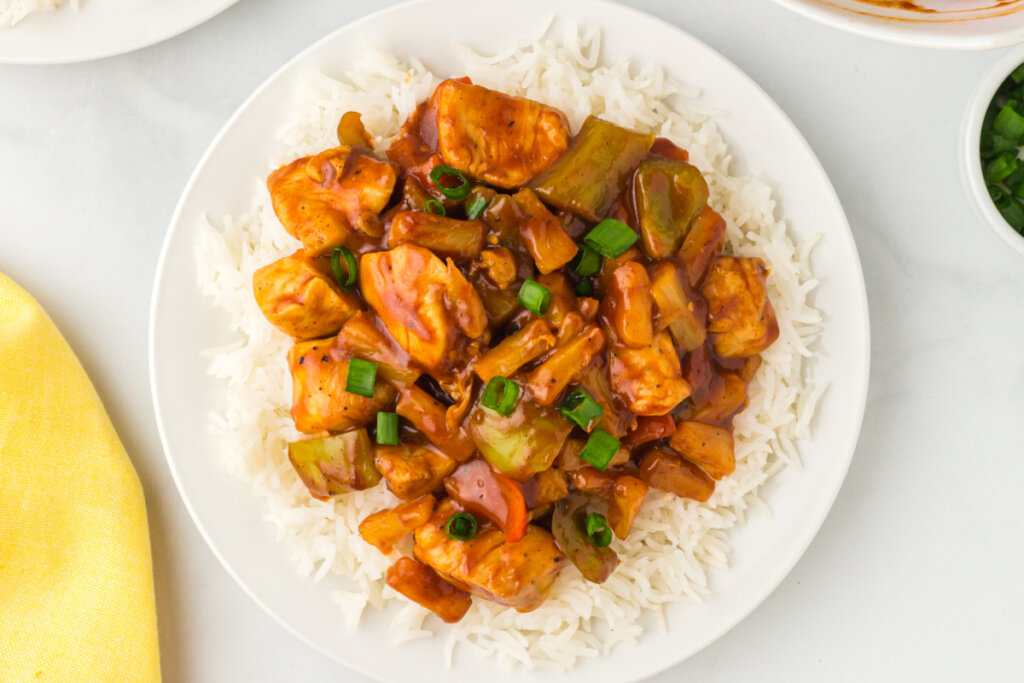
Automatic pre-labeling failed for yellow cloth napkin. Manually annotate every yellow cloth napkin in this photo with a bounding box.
[0,273,160,682]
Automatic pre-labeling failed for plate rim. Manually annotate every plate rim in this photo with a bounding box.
[148,0,871,678]
[769,0,1024,49]
[0,0,240,65]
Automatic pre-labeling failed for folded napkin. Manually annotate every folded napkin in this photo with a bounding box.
[0,273,160,682]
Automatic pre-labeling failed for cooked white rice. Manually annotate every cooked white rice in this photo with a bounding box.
[196,25,823,672]
[0,0,77,29]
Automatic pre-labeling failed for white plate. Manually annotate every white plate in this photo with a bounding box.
[149,1,870,680]
[770,0,1024,49]
[0,0,238,65]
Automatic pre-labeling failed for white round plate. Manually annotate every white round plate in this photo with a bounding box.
[150,1,870,680]
[0,0,238,65]
[770,0,1024,49]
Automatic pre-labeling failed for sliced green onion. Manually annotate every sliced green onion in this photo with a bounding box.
[984,152,1019,184]
[424,199,446,216]
[574,279,593,297]
[568,244,602,276]
[466,195,489,220]
[330,246,358,290]
[585,512,612,548]
[583,218,638,258]
[518,279,552,316]
[481,376,520,416]
[990,184,1010,207]
[445,512,478,541]
[579,428,620,471]
[429,164,471,201]
[559,389,604,432]
[980,131,1019,158]
[994,102,1024,143]
[344,357,377,398]
[989,186,1024,232]
[1000,197,1024,232]
[376,411,399,446]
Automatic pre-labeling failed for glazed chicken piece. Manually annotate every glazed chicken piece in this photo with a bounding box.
[638,447,715,502]
[360,243,488,375]
[253,249,361,339]
[433,79,570,189]
[386,556,473,624]
[288,336,397,433]
[701,257,780,358]
[268,146,397,254]
[607,329,691,416]
[374,443,457,500]
[669,421,735,480]
[413,501,565,612]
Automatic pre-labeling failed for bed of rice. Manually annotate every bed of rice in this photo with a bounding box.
[0,0,76,29]
[195,25,824,672]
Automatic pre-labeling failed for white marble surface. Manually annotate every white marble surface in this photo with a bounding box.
[1,0,1022,680]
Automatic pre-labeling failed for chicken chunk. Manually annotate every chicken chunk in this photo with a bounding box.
[414,501,565,612]
[374,443,457,500]
[386,556,473,624]
[288,336,397,434]
[268,146,397,254]
[360,244,488,375]
[433,79,569,189]
[387,101,443,189]
[669,421,735,480]
[252,250,361,339]
[478,248,518,290]
[701,257,780,358]
[638,447,715,501]
[607,330,691,416]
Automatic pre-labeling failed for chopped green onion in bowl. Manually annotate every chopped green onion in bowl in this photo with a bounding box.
[979,69,1024,235]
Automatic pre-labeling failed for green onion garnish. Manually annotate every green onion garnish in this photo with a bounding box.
[466,195,489,220]
[583,218,638,258]
[568,244,602,277]
[330,246,358,290]
[985,152,1019,184]
[481,375,520,416]
[579,428,620,471]
[585,512,612,548]
[574,279,593,297]
[424,199,446,216]
[991,185,1024,232]
[445,512,478,541]
[429,164,471,201]
[344,358,377,398]
[994,102,1024,143]
[376,411,399,446]
[559,389,604,432]
[1011,63,1024,84]
[518,279,552,316]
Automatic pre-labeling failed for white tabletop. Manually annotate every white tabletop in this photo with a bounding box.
[1,0,1021,680]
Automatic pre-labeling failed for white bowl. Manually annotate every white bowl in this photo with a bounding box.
[960,43,1024,259]
[771,0,1024,49]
